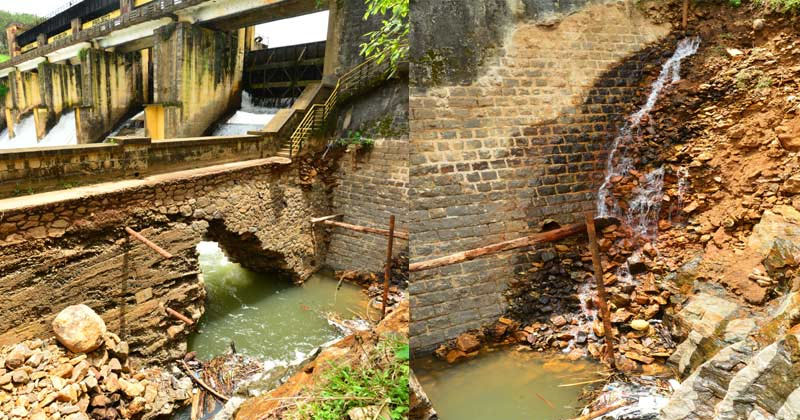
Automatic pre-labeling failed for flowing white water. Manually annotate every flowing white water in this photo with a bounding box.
[212,92,278,136]
[108,110,145,138]
[579,38,701,319]
[597,37,701,220]
[625,167,665,238]
[38,111,78,147]
[0,111,78,150]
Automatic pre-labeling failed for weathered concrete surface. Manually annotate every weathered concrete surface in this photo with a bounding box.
[409,0,672,352]
[152,22,244,138]
[36,61,82,136]
[77,48,145,143]
[0,157,334,363]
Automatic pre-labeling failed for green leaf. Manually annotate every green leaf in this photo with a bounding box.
[394,345,410,361]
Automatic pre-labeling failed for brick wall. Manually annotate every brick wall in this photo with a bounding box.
[326,138,409,272]
[409,1,672,352]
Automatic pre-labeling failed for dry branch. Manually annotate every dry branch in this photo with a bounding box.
[166,307,194,325]
[585,213,616,370]
[180,360,229,402]
[568,401,630,420]
[381,215,395,319]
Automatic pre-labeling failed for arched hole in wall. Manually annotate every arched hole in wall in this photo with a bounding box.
[185,229,365,362]
[203,218,290,277]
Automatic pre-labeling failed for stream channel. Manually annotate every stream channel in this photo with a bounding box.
[413,348,603,420]
[173,241,366,419]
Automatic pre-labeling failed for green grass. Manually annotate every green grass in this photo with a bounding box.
[753,0,800,10]
[726,0,800,10]
[291,335,410,420]
[0,54,9,63]
[336,130,376,150]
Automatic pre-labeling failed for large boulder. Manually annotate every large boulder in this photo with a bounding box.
[748,206,800,256]
[52,304,107,353]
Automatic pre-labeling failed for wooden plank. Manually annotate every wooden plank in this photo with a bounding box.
[408,222,586,272]
[321,219,409,240]
[310,214,342,223]
[585,213,616,369]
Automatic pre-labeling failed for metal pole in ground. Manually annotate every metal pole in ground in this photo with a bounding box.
[585,213,616,370]
[381,214,396,319]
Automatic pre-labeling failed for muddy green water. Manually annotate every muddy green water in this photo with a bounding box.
[188,242,366,361]
[173,242,366,420]
[413,348,602,420]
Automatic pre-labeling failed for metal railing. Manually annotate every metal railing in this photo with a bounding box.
[1,0,205,71]
[42,0,85,21]
[286,58,392,157]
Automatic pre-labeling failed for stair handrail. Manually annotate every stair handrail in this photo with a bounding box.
[287,57,392,157]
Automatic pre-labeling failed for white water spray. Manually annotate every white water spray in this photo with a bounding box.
[597,37,700,220]
[213,92,279,136]
[0,111,78,150]
[626,167,665,238]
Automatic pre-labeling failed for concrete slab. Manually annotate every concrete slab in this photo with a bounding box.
[0,157,291,212]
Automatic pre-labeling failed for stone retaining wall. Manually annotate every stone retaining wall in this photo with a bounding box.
[0,135,279,198]
[326,139,409,272]
[0,158,330,362]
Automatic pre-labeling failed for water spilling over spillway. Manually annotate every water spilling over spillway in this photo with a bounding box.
[212,92,279,136]
[0,111,78,150]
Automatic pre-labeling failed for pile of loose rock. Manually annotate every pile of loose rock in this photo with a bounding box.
[435,223,677,372]
[0,305,191,420]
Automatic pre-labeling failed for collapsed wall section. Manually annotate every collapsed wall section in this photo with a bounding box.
[0,160,330,363]
[409,0,672,351]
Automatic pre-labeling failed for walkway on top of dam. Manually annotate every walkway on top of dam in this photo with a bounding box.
[1,0,322,74]
[0,156,290,213]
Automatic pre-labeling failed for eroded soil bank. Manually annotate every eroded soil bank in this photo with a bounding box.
[419,3,800,419]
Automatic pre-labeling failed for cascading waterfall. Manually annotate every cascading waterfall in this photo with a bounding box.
[597,37,700,220]
[0,111,78,150]
[577,38,701,322]
[212,91,279,136]
[625,167,665,238]
[38,111,78,147]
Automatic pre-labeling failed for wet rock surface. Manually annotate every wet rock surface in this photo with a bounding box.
[588,5,800,419]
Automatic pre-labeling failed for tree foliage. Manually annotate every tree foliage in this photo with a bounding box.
[0,11,41,55]
[359,0,408,76]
